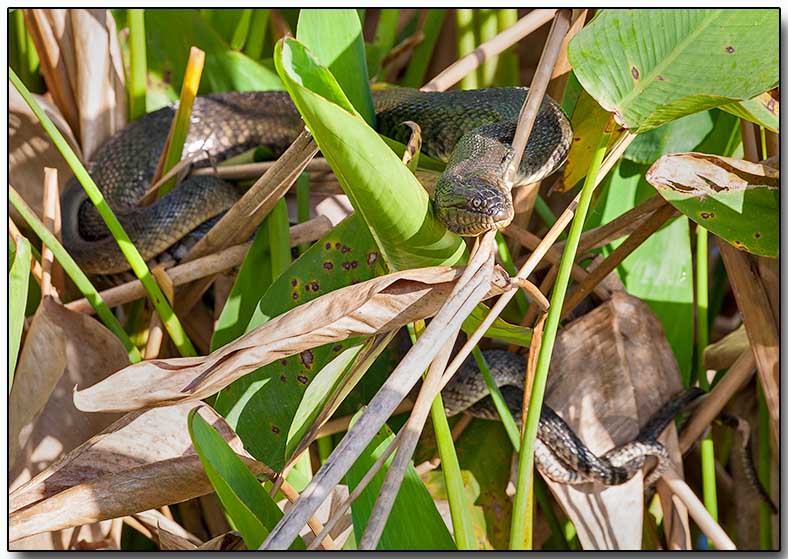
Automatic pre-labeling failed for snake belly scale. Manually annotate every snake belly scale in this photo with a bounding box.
[61,87,571,276]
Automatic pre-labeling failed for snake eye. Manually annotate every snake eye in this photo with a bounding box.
[471,196,483,209]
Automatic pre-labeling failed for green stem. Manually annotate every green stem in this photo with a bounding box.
[127,9,147,121]
[374,9,400,56]
[10,189,142,363]
[495,232,528,317]
[455,9,478,90]
[431,394,477,549]
[296,173,311,255]
[496,9,520,86]
[695,225,718,531]
[267,198,291,280]
[401,9,446,88]
[10,69,195,357]
[477,9,499,87]
[510,119,613,550]
[317,435,333,464]
[12,9,31,87]
[9,233,31,387]
[471,347,520,445]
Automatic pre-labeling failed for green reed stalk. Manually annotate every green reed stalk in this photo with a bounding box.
[230,9,253,51]
[127,9,147,121]
[9,233,31,386]
[456,9,478,90]
[496,9,520,86]
[495,232,528,317]
[477,9,499,87]
[10,69,195,357]
[402,9,446,88]
[244,10,270,60]
[10,188,142,363]
[695,225,719,534]
[510,119,613,550]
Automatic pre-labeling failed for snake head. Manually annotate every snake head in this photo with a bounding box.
[434,174,514,236]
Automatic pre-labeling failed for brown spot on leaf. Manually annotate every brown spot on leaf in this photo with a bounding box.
[292,292,299,300]
[280,359,288,366]
[341,245,351,253]
[631,66,639,80]
[699,212,715,219]
[657,75,665,81]
[305,283,310,291]
[334,242,342,249]
[333,344,343,352]
[725,45,735,53]
[767,98,776,113]
[271,425,280,434]
[280,374,287,382]
[323,261,334,271]
[163,69,173,84]
[300,350,314,368]
[325,242,332,250]
[342,262,352,270]
[297,374,309,385]
[350,261,358,269]
[367,252,379,266]
[291,279,298,287]
[754,232,762,239]
[310,280,320,291]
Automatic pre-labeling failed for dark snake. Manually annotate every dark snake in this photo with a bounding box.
[60,88,764,492]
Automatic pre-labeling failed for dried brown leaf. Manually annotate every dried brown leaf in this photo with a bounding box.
[9,403,275,542]
[74,266,509,413]
[25,8,126,159]
[704,324,749,371]
[543,292,689,550]
[10,297,128,481]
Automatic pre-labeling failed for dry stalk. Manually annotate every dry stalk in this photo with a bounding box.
[41,167,63,298]
[520,264,558,329]
[190,157,332,181]
[317,400,414,439]
[306,430,405,551]
[175,130,319,314]
[560,203,677,319]
[359,312,464,549]
[421,9,557,92]
[505,9,572,185]
[659,469,736,550]
[65,216,331,314]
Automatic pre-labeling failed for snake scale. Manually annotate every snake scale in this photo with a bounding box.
[61,87,709,488]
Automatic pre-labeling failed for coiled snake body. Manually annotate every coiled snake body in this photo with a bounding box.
[61,87,571,275]
[60,88,693,487]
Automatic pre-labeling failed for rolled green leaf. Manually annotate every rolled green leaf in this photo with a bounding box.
[9,234,31,387]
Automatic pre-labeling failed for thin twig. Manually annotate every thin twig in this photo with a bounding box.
[421,9,557,92]
[41,167,63,299]
[65,216,331,314]
[190,157,332,180]
[560,203,677,318]
[505,9,572,186]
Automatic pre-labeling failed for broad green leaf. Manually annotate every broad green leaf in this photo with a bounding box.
[624,110,715,165]
[143,8,282,109]
[275,37,466,270]
[422,469,492,549]
[9,234,31,387]
[464,304,531,348]
[569,9,779,133]
[187,409,305,550]
[296,9,375,125]
[589,161,695,381]
[720,90,779,133]
[214,214,386,470]
[345,414,456,550]
[647,153,779,258]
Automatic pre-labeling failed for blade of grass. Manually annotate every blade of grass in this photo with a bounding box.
[471,348,520,446]
[154,46,205,197]
[267,197,291,279]
[10,69,195,358]
[455,9,478,89]
[243,10,270,60]
[11,9,32,88]
[127,9,147,120]
[695,224,719,534]
[295,173,311,255]
[510,115,614,550]
[401,9,446,88]
[10,187,142,363]
[230,9,253,51]
[9,232,31,388]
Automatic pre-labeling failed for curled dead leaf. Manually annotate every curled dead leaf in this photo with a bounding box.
[73,266,510,413]
[9,403,274,542]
